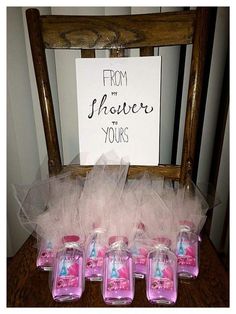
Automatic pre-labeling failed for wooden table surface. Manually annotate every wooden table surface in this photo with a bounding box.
[7,233,229,307]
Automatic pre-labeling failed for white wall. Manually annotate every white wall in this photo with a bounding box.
[158,7,182,163]
[195,8,229,250]
[7,7,62,256]
[210,112,229,250]
[197,8,229,185]
[7,7,40,255]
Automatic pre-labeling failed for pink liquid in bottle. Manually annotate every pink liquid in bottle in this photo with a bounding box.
[52,235,84,302]
[176,222,199,278]
[85,230,107,281]
[146,238,177,305]
[36,238,55,271]
[103,236,134,305]
[131,223,150,279]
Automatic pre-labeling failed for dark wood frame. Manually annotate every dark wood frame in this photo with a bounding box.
[26,8,212,183]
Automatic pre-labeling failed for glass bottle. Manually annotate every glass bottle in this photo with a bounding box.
[36,238,55,271]
[131,222,150,279]
[85,227,107,281]
[52,235,84,302]
[176,220,199,278]
[103,236,134,305]
[146,237,178,305]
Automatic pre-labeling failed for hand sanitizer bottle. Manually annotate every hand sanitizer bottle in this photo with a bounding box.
[103,236,134,305]
[146,237,178,304]
[52,235,84,302]
[85,227,107,281]
[131,222,150,279]
[36,238,54,271]
[176,220,199,278]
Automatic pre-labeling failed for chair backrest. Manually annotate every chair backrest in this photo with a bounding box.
[26,8,213,183]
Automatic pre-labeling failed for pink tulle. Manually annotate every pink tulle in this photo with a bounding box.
[105,188,139,247]
[14,172,84,247]
[79,154,129,239]
[14,154,210,251]
[162,178,208,234]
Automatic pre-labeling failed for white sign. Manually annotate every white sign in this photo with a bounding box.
[75,56,161,165]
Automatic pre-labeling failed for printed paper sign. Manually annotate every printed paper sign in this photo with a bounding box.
[75,56,161,165]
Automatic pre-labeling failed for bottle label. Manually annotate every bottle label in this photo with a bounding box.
[56,256,80,289]
[176,239,196,267]
[107,256,130,291]
[86,241,106,270]
[37,240,54,267]
[38,249,54,263]
[151,261,174,291]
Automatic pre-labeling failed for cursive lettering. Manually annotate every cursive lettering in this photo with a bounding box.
[88,94,153,119]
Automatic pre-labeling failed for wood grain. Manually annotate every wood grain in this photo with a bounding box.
[26,9,62,175]
[110,48,125,57]
[180,8,212,182]
[62,164,181,180]
[7,233,229,307]
[39,10,196,50]
[140,47,154,56]
[81,49,95,58]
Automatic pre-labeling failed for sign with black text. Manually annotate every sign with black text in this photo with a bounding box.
[76,56,161,165]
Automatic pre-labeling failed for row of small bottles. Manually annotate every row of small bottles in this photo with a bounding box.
[37,220,199,305]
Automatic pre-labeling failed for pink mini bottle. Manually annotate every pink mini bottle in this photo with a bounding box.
[36,238,54,271]
[85,228,107,281]
[131,223,149,279]
[52,235,84,302]
[146,237,178,305]
[103,236,134,305]
[176,221,199,278]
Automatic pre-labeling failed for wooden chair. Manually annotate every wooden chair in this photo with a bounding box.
[26,8,211,183]
[7,8,229,307]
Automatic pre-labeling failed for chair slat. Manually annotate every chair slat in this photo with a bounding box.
[140,47,154,56]
[81,49,95,58]
[40,10,196,49]
[63,164,181,180]
[110,48,125,57]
